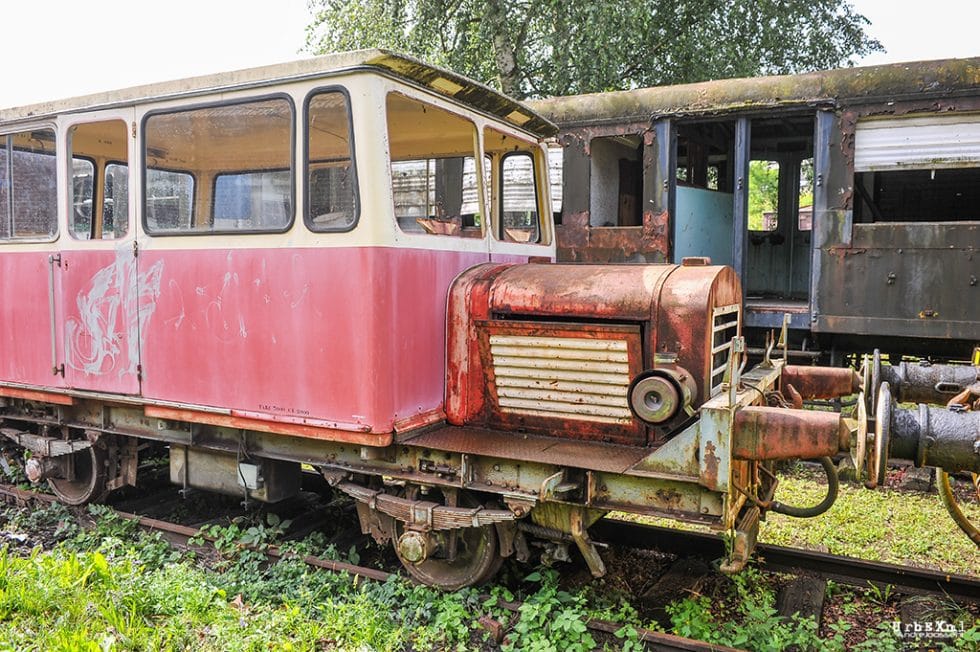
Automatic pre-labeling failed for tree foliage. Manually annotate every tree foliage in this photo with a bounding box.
[304,0,883,99]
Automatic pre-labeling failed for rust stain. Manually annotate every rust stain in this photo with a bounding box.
[0,386,75,406]
[555,210,669,263]
[731,407,842,461]
[781,365,860,400]
[702,440,719,491]
[654,487,682,511]
[144,405,392,447]
[827,246,866,258]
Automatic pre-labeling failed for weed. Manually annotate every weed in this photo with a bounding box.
[865,582,895,608]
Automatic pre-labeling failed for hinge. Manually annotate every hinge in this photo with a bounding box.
[136,364,143,383]
[131,121,136,138]
[132,240,139,257]
[49,253,62,267]
[52,363,64,377]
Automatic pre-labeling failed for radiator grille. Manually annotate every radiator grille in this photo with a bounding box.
[710,304,740,396]
[489,334,633,424]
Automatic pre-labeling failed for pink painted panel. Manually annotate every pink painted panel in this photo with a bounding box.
[0,250,65,388]
[60,248,145,394]
[139,246,486,433]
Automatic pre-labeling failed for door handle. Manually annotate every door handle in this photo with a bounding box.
[47,253,64,376]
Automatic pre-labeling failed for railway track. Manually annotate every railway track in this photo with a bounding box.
[1,482,977,649]
[592,519,980,604]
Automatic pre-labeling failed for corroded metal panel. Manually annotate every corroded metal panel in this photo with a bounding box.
[402,425,648,474]
[446,263,513,425]
[478,320,645,444]
[781,365,860,400]
[732,406,842,461]
[813,225,980,341]
[488,263,676,321]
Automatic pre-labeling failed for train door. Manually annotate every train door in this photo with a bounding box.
[57,112,142,394]
[0,125,65,389]
[739,114,814,331]
[673,120,736,266]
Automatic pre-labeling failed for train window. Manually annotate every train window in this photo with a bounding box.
[0,129,57,240]
[500,153,540,243]
[306,90,357,232]
[588,135,641,227]
[70,158,95,238]
[143,96,293,234]
[386,93,483,237]
[548,143,563,222]
[103,163,129,238]
[214,170,290,230]
[799,158,813,231]
[748,160,780,232]
[854,115,980,223]
[146,169,194,230]
[68,120,129,240]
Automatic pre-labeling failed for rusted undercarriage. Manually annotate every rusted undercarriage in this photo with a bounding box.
[1,341,977,588]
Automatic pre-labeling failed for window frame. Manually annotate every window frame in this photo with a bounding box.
[67,154,99,240]
[302,85,360,234]
[497,149,544,244]
[102,159,132,239]
[140,93,296,237]
[384,90,486,240]
[0,126,60,243]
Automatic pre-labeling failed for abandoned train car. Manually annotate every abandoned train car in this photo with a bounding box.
[0,51,977,589]
[530,58,980,362]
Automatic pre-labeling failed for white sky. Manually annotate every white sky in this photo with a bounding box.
[1,0,978,109]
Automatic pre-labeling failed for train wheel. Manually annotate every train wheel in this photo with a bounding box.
[392,492,501,590]
[49,445,108,506]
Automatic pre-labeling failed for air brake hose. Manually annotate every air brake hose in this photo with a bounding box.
[937,470,980,547]
[769,456,839,518]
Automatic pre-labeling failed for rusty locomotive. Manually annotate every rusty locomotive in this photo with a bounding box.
[0,51,976,590]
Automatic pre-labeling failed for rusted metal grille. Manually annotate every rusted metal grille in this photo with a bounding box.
[710,304,740,396]
[489,334,633,424]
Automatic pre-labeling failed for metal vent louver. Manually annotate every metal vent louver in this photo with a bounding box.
[710,305,740,396]
[489,334,632,424]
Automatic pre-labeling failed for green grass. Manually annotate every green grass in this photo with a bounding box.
[1,484,976,651]
[0,504,649,651]
[759,473,980,576]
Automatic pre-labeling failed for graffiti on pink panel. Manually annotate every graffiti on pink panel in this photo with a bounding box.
[64,252,163,377]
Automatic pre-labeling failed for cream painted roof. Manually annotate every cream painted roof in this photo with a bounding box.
[0,49,556,138]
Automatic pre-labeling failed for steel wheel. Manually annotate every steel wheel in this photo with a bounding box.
[49,445,108,505]
[392,492,501,590]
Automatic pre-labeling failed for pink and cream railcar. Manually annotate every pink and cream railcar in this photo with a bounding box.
[0,50,555,443]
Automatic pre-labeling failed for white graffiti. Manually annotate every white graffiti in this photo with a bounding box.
[64,250,164,378]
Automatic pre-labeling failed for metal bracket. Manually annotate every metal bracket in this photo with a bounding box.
[0,427,92,457]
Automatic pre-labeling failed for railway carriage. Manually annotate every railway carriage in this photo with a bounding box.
[0,51,976,589]
[530,58,980,362]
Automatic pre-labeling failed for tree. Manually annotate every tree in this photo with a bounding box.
[304,0,883,99]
